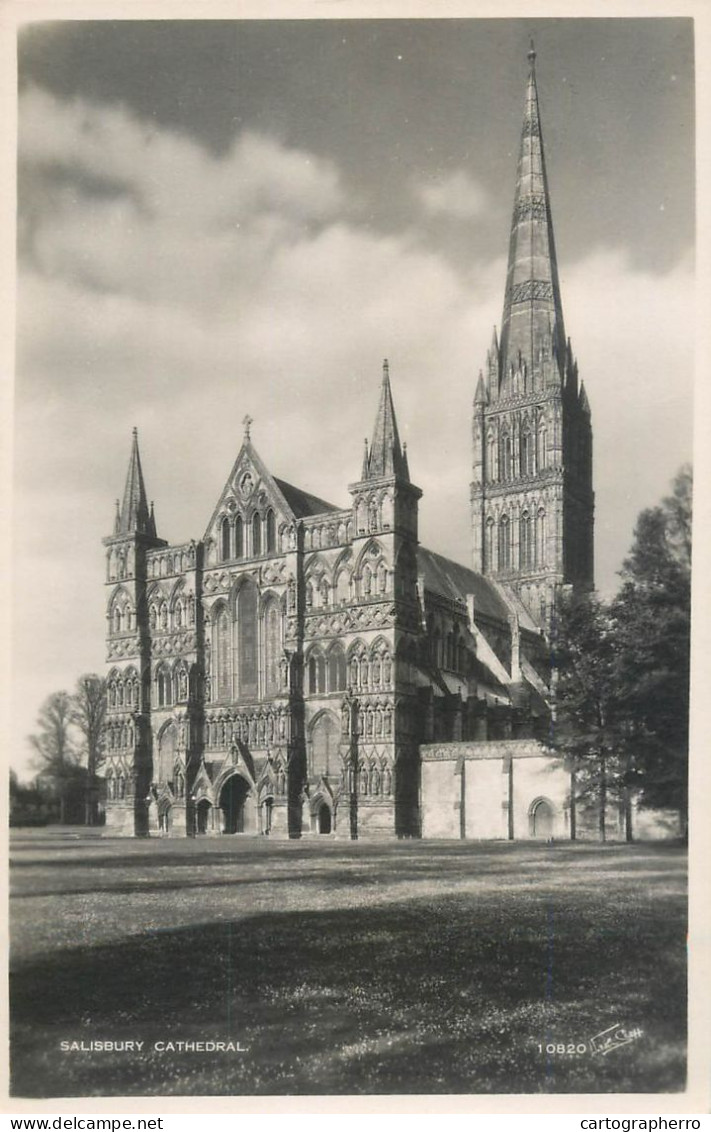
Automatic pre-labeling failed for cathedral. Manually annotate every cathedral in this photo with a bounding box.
[101,48,594,840]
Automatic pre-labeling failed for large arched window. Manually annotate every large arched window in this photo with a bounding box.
[328,644,347,692]
[214,606,231,701]
[310,713,340,777]
[520,511,532,568]
[263,598,282,697]
[265,509,276,554]
[158,722,177,784]
[235,515,244,559]
[252,513,262,557]
[237,579,258,700]
[498,514,511,570]
[221,517,231,562]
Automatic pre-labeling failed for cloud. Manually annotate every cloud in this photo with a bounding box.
[13,87,694,776]
[413,169,489,220]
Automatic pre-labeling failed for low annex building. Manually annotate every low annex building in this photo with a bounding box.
[101,48,590,841]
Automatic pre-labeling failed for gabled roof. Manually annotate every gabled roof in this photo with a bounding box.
[417,546,511,622]
[273,478,340,519]
[417,546,539,634]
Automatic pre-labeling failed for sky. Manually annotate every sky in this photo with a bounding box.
[12,16,695,776]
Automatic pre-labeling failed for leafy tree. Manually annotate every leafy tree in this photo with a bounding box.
[28,691,77,823]
[551,590,631,841]
[612,466,691,837]
[71,674,107,825]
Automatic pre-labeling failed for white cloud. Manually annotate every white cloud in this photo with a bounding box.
[414,169,489,220]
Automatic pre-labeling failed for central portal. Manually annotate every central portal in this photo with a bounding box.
[219,775,253,834]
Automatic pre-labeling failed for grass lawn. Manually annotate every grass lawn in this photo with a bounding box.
[9,833,686,1097]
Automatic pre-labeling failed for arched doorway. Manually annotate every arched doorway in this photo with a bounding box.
[261,796,274,835]
[317,802,332,834]
[219,774,253,834]
[530,798,554,839]
[158,800,172,834]
[196,798,212,834]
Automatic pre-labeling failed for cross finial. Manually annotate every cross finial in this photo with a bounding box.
[243,414,253,441]
[527,38,536,68]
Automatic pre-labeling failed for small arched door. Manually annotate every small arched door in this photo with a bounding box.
[530,798,554,839]
[317,802,332,834]
[196,798,211,834]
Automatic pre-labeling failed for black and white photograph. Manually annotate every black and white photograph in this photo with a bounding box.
[6,6,704,1106]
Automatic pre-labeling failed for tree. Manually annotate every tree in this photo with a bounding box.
[550,590,632,841]
[612,466,691,838]
[28,691,77,823]
[71,674,107,825]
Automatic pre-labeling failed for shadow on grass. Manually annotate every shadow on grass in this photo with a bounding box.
[11,888,686,1098]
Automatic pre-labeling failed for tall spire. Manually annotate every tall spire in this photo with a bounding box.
[117,428,155,536]
[363,360,409,482]
[497,44,566,385]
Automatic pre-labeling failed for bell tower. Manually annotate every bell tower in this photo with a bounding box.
[471,45,594,629]
[103,428,166,835]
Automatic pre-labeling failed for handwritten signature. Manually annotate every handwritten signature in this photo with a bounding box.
[589,1022,644,1056]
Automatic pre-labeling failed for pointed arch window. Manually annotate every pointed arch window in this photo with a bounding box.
[157,667,173,708]
[537,426,547,470]
[521,427,534,476]
[235,515,244,559]
[485,517,495,572]
[328,644,347,692]
[498,514,511,570]
[252,513,262,557]
[266,509,276,554]
[237,579,258,700]
[487,432,497,481]
[536,508,546,567]
[308,652,326,695]
[499,432,513,482]
[263,598,282,697]
[520,511,533,568]
[310,713,339,778]
[335,570,350,604]
[214,606,231,701]
[221,517,231,561]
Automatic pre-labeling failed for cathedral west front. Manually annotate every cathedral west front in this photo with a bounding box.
[101,48,594,841]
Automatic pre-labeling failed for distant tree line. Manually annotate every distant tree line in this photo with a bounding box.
[551,465,691,841]
[11,675,107,827]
